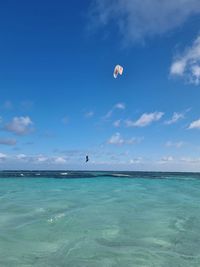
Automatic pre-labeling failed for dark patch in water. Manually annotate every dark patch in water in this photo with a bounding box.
[0,170,200,180]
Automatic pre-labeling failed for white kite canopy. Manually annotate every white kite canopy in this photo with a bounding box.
[113,65,123,78]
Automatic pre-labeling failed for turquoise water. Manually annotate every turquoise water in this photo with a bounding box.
[0,174,200,266]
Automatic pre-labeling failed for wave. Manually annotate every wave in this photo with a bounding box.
[0,170,200,180]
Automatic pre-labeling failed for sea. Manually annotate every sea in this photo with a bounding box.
[0,171,200,267]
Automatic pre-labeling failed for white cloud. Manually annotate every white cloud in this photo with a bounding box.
[125,112,164,127]
[36,156,48,163]
[16,154,27,160]
[108,133,124,145]
[171,61,186,76]
[115,103,125,110]
[5,116,33,135]
[161,156,174,162]
[165,112,184,125]
[54,157,66,164]
[2,151,200,171]
[84,111,94,118]
[0,138,17,146]
[165,141,184,148]
[170,36,200,85]
[108,132,142,145]
[188,118,200,129]
[181,157,200,163]
[130,157,142,164]
[15,154,66,164]
[0,152,7,160]
[89,0,200,43]
[113,119,121,127]
[104,102,125,119]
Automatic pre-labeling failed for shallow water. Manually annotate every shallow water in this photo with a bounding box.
[0,173,200,266]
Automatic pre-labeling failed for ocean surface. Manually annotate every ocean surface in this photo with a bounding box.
[0,171,200,267]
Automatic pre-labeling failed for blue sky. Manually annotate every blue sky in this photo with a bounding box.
[1,0,200,171]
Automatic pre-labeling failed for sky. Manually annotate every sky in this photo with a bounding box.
[1,0,200,171]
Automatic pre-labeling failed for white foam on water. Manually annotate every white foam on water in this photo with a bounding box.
[143,237,171,248]
[102,227,120,240]
[112,173,131,177]
[47,213,66,223]
[35,208,45,213]
[175,218,186,231]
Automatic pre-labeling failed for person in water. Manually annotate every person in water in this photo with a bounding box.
[86,155,89,162]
